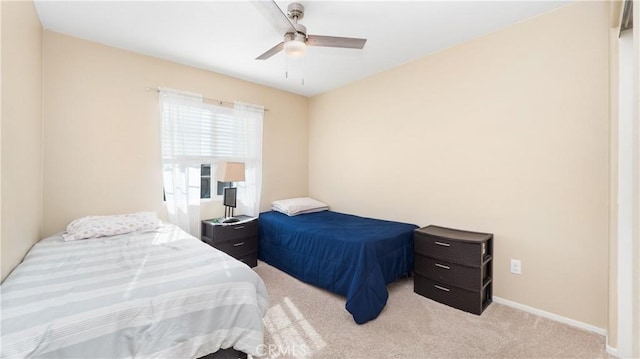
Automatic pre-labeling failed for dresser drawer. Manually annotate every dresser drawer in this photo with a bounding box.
[208,235,257,257]
[210,220,259,243]
[414,255,487,292]
[414,275,491,315]
[414,232,483,267]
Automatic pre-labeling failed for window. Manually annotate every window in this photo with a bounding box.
[201,164,211,199]
[161,101,239,202]
[159,88,263,225]
[160,91,262,202]
[200,164,231,199]
[216,179,232,196]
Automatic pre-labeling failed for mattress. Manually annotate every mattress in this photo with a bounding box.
[258,210,418,324]
[0,223,269,358]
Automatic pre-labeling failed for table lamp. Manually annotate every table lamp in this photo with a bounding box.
[217,161,245,221]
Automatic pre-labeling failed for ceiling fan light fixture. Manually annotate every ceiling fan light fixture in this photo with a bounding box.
[255,1,367,61]
[284,39,307,57]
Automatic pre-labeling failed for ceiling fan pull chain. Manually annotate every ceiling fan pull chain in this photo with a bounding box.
[285,56,289,79]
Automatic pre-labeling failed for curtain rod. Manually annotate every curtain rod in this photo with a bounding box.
[146,87,269,111]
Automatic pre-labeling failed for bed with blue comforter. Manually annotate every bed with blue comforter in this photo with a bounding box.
[258,210,418,324]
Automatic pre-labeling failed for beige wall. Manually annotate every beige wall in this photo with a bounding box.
[309,1,610,329]
[1,1,43,282]
[42,31,308,236]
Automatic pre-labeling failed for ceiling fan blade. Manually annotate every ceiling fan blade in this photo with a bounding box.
[307,35,367,49]
[252,0,296,35]
[256,42,284,60]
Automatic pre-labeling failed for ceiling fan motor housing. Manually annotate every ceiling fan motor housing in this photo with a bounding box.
[287,3,305,21]
[285,31,306,43]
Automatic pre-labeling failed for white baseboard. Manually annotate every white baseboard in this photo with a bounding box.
[492,296,607,336]
[606,344,618,357]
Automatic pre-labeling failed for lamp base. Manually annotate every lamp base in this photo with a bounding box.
[221,217,240,224]
[224,205,236,219]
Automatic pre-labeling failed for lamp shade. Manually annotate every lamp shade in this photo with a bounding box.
[216,161,245,182]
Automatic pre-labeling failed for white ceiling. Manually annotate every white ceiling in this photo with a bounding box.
[34,0,571,97]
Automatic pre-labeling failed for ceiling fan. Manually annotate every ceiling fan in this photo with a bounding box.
[255,1,367,60]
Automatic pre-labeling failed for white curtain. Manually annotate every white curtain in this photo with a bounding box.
[159,88,203,237]
[233,101,264,217]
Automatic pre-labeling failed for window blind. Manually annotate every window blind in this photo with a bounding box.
[161,101,258,162]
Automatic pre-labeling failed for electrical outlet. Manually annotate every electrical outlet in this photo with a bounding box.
[510,259,522,275]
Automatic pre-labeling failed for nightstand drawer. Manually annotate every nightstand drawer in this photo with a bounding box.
[414,255,487,292]
[207,235,257,257]
[414,232,483,267]
[211,220,258,243]
[414,275,491,315]
[201,216,259,268]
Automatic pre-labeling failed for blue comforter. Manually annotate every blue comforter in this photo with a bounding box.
[258,210,418,324]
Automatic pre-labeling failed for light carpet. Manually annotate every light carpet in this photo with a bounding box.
[253,261,612,359]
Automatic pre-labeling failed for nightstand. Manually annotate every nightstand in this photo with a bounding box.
[413,225,493,315]
[201,215,258,267]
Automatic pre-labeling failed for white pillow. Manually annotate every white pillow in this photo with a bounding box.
[271,197,329,216]
[62,212,161,241]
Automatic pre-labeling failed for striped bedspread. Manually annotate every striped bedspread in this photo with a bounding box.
[0,223,269,358]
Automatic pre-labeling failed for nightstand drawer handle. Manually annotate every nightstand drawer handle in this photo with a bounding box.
[435,263,450,270]
[233,226,245,230]
[434,241,450,247]
[233,242,245,247]
[434,285,450,292]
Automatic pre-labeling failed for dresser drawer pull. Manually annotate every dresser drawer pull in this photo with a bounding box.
[435,263,450,270]
[233,242,245,247]
[434,241,450,247]
[434,285,450,292]
[233,226,245,230]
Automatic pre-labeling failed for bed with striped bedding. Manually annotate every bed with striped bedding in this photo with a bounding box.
[0,223,269,359]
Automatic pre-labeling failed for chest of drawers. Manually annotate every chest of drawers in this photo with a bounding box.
[201,216,258,267]
[413,225,493,315]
